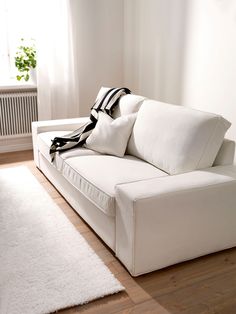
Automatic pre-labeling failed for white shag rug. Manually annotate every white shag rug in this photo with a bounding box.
[0,166,124,314]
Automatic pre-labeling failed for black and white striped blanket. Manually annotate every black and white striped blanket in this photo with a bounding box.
[49,87,131,161]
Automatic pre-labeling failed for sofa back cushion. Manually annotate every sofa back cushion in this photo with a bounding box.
[127,100,231,174]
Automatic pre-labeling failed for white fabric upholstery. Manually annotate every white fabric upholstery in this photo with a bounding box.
[116,165,236,276]
[37,131,99,171]
[112,94,146,118]
[62,155,167,216]
[85,112,137,157]
[32,98,236,277]
[213,139,235,166]
[38,153,116,250]
[32,117,89,133]
[128,100,231,174]
[32,117,89,168]
[37,131,71,163]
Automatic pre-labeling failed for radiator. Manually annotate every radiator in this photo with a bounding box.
[0,91,38,137]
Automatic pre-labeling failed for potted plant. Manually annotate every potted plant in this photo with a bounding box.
[15,38,37,82]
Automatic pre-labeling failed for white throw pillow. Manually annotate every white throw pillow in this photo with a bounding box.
[127,100,231,174]
[95,86,145,118]
[85,112,137,157]
[112,94,146,118]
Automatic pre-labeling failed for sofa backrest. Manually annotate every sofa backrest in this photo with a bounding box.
[127,99,231,175]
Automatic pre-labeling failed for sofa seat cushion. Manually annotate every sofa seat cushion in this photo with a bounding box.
[128,100,231,175]
[37,131,100,171]
[62,155,168,216]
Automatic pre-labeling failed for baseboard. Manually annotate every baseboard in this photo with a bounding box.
[0,135,33,153]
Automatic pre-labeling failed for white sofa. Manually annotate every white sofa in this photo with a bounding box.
[32,93,236,276]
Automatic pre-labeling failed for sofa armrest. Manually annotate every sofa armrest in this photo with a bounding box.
[32,117,89,134]
[32,117,89,167]
[213,139,235,166]
[115,165,236,276]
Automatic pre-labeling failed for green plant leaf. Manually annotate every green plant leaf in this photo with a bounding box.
[16,75,23,81]
[15,38,37,81]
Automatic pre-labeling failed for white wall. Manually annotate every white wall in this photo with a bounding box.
[181,0,236,145]
[123,0,188,104]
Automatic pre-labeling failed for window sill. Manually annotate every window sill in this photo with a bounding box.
[0,80,37,93]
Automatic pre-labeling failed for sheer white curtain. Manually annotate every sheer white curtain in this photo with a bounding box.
[36,0,80,120]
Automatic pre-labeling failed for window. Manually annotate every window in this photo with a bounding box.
[0,0,37,83]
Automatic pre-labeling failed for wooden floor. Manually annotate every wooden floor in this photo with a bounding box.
[1,150,236,314]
